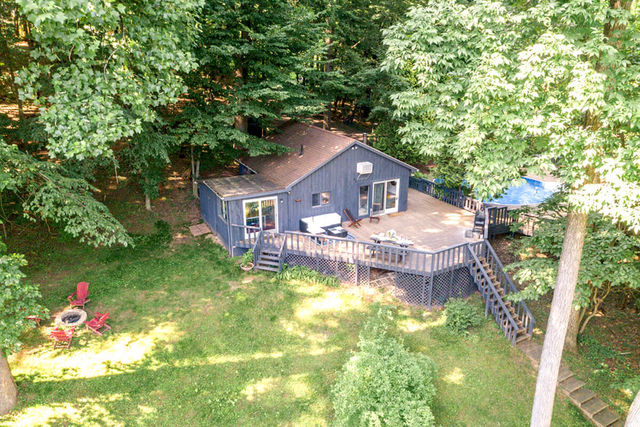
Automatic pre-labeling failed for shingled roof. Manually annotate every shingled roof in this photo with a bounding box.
[240,122,357,188]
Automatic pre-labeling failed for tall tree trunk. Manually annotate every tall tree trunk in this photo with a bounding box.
[0,355,18,415]
[323,20,333,130]
[626,390,640,426]
[530,211,588,426]
[564,305,581,353]
[145,194,151,211]
[234,31,249,132]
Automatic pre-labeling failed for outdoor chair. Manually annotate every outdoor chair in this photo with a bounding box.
[25,315,43,327]
[85,312,111,336]
[343,209,362,228]
[50,327,75,349]
[68,281,90,308]
[473,210,485,235]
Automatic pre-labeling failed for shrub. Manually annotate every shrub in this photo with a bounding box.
[276,265,340,287]
[444,298,483,335]
[240,249,254,267]
[332,305,437,426]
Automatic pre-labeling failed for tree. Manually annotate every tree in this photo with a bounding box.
[508,201,640,347]
[383,0,640,424]
[122,121,175,211]
[0,249,46,415]
[175,0,324,181]
[628,390,640,426]
[14,0,201,160]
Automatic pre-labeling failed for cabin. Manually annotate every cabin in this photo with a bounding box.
[197,123,537,345]
[198,122,416,255]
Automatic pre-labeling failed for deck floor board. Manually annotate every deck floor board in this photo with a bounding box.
[344,188,480,251]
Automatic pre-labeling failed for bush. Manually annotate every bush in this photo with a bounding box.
[332,305,437,426]
[276,265,340,287]
[240,249,253,267]
[444,298,483,335]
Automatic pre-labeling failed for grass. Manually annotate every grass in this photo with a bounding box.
[1,230,589,426]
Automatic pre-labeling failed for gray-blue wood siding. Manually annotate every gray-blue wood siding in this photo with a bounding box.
[285,144,412,230]
[199,183,230,248]
[199,143,412,246]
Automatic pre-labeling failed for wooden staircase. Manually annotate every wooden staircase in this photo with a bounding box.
[477,257,531,344]
[468,241,535,345]
[255,249,281,272]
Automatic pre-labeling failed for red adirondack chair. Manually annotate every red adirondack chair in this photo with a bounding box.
[85,312,111,336]
[25,315,43,327]
[67,282,90,308]
[50,327,75,349]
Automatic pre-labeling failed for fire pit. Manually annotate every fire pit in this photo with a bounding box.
[55,308,87,328]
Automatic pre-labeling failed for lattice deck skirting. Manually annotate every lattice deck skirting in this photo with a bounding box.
[283,253,474,308]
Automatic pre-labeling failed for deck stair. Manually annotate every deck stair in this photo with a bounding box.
[255,249,281,272]
[468,241,535,345]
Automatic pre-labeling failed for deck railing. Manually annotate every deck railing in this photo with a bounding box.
[230,224,261,249]
[409,176,538,238]
[468,247,521,344]
[281,231,473,274]
[409,176,483,213]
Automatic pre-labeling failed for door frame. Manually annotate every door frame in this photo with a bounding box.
[358,184,370,218]
[372,178,400,215]
[242,196,278,237]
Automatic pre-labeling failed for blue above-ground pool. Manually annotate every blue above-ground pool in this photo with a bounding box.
[486,177,560,206]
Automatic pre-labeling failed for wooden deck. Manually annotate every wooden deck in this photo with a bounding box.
[343,188,480,251]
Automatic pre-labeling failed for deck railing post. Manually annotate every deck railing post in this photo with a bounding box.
[427,255,435,308]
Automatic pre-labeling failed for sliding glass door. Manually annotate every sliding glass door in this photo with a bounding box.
[243,197,278,236]
[371,179,399,215]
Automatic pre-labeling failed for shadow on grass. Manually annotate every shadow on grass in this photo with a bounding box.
[7,245,372,425]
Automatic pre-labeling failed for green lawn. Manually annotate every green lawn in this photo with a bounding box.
[2,233,588,426]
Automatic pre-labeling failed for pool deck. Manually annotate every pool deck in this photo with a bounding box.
[342,188,480,252]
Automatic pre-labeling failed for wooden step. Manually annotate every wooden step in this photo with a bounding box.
[256,265,279,272]
[515,334,530,344]
[592,408,620,427]
[581,397,607,416]
[260,254,280,261]
[559,376,585,394]
[258,260,279,267]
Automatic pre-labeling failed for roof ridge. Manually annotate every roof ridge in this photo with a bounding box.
[301,122,358,143]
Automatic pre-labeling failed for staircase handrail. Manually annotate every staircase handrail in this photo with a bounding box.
[468,247,520,344]
[277,233,287,271]
[484,241,536,335]
[252,230,262,268]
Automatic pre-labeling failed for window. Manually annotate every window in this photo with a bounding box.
[220,200,228,221]
[312,191,331,207]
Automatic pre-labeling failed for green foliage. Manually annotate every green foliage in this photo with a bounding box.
[176,0,324,164]
[14,0,202,159]
[332,305,437,426]
[121,121,176,202]
[241,249,254,267]
[0,140,131,247]
[508,204,640,332]
[383,0,640,232]
[444,298,484,335]
[372,118,425,165]
[276,265,339,287]
[0,251,47,355]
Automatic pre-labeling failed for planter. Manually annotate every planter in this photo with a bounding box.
[240,263,254,271]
